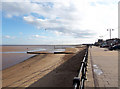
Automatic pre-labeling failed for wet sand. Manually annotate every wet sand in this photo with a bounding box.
[2,45,75,69]
[2,46,40,69]
[2,45,76,52]
[2,46,86,88]
[2,53,35,69]
[2,45,50,52]
[2,46,36,52]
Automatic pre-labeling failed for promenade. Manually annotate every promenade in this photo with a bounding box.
[87,46,118,87]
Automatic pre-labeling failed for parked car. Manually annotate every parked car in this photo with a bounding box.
[100,44,109,48]
[109,44,120,50]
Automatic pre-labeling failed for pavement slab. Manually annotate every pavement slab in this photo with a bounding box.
[89,46,118,88]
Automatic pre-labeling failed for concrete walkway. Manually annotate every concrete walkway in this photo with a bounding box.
[89,46,118,87]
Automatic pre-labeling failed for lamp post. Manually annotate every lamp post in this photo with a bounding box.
[107,29,114,39]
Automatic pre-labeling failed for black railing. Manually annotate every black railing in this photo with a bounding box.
[73,47,88,89]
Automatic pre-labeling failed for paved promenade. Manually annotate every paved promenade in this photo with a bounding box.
[88,46,118,87]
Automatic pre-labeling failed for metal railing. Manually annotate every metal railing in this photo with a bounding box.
[73,47,88,89]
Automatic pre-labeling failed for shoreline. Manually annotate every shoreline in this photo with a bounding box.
[2,46,86,87]
[2,54,38,70]
[2,45,82,70]
[2,53,37,70]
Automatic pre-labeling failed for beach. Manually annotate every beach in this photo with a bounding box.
[2,45,75,69]
[2,45,42,69]
[2,46,86,88]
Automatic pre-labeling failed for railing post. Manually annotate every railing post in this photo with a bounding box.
[73,77,80,89]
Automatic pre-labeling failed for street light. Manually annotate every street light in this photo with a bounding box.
[107,29,114,39]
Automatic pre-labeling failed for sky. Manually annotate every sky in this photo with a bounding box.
[1,0,119,45]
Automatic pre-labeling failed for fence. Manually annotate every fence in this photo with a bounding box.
[73,47,88,89]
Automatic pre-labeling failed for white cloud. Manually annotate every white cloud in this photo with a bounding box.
[3,35,15,39]
[54,31,63,36]
[23,16,35,22]
[2,0,118,44]
[32,35,46,38]
[19,32,23,35]
[4,35,10,38]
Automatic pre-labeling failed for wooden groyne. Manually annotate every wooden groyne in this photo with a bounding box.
[27,51,75,54]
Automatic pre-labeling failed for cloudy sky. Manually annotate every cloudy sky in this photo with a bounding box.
[1,0,119,45]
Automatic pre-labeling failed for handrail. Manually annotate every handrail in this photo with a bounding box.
[73,47,88,89]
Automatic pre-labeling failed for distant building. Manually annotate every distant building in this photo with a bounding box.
[98,39,103,43]
[94,39,103,46]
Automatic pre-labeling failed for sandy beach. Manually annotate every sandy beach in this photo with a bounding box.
[2,45,49,52]
[2,45,73,69]
[2,46,86,88]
